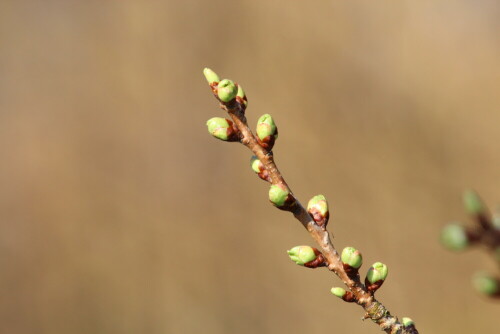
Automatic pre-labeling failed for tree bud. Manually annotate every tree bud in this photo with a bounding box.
[330,287,355,302]
[341,247,363,272]
[440,223,469,251]
[401,317,415,328]
[365,262,388,292]
[472,272,499,296]
[256,114,278,150]
[463,190,486,215]
[307,194,329,228]
[206,117,238,141]
[250,156,270,182]
[250,156,263,173]
[236,84,247,107]
[287,246,325,268]
[269,184,293,209]
[331,287,346,298]
[217,79,238,102]
[203,68,220,85]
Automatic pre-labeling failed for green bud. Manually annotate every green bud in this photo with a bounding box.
[287,246,317,266]
[463,190,486,215]
[250,156,263,173]
[440,223,468,251]
[308,194,329,215]
[307,195,329,227]
[330,287,347,299]
[366,262,388,284]
[341,247,363,269]
[269,184,289,207]
[206,117,232,141]
[237,85,246,100]
[203,68,220,84]
[472,272,499,296]
[256,114,278,141]
[217,79,238,102]
[401,317,414,328]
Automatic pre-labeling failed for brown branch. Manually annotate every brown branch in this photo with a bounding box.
[205,71,419,334]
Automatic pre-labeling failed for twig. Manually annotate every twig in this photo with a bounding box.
[441,191,500,298]
[203,68,419,333]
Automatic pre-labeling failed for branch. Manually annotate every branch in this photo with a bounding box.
[203,68,419,333]
[441,190,500,298]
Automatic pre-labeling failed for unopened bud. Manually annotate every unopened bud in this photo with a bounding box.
[256,114,278,150]
[250,156,270,182]
[472,272,499,296]
[236,84,247,107]
[440,223,469,251]
[331,287,346,298]
[287,246,325,268]
[341,247,363,273]
[401,317,415,328]
[203,68,220,85]
[206,117,238,141]
[250,156,263,173]
[217,79,238,102]
[330,287,355,302]
[307,195,329,228]
[365,262,388,292]
[463,190,486,215]
[269,184,293,209]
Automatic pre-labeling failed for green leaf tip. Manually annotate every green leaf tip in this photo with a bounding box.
[440,223,468,251]
[269,184,289,207]
[366,262,388,284]
[401,317,414,327]
[330,287,347,298]
[203,68,220,84]
[256,114,278,141]
[341,247,363,269]
[472,272,499,296]
[463,190,486,215]
[217,79,238,102]
[206,117,232,141]
[287,245,317,266]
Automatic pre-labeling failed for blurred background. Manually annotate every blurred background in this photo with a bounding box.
[1,1,499,333]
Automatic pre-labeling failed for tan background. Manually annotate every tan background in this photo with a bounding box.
[1,1,499,333]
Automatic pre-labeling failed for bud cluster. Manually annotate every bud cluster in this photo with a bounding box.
[441,190,500,298]
[203,68,247,109]
[341,246,388,294]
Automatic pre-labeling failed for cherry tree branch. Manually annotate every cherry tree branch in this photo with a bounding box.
[204,68,419,333]
[441,191,500,298]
